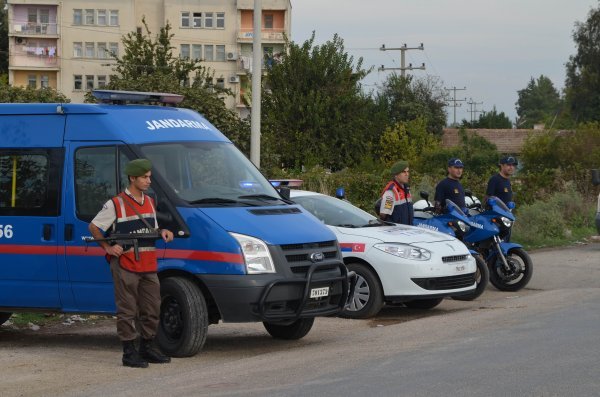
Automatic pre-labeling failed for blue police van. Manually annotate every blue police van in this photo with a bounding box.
[0,90,352,357]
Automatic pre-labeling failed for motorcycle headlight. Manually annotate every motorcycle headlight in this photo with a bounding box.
[230,232,275,274]
[373,243,431,261]
[456,220,469,233]
[500,217,513,228]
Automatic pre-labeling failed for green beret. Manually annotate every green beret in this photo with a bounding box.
[124,159,152,177]
[390,160,409,175]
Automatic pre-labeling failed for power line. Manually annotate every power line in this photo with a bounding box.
[444,86,467,126]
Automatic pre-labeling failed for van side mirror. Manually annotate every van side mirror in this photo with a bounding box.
[279,187,291,201]
[420,191,429,200]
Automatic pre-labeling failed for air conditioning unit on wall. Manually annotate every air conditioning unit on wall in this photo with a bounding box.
[229,75,240,84]
[227,51,238,61]
[16,37,27,45]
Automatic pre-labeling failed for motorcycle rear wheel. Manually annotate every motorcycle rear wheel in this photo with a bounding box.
[452,255,489,301]
[489,248,533,291]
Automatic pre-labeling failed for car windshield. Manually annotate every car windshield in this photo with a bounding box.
[139,142,282,206]
[293,194,382,227]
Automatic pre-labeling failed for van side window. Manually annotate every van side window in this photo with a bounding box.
[75,146,117,221]
[0,149,63,216]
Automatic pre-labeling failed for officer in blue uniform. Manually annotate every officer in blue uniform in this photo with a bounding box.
[485,156,517,205]
[434,158,466,213]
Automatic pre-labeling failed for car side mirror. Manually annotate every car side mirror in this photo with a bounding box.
[279,187,291,201]
[420,191,429,200]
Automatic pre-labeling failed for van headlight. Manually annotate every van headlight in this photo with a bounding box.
[230,233,275,274]
[373,243,431,261]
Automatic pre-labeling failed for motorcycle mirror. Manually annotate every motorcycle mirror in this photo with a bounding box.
[487,197,497,207]
[507,201,516,210]
[464,189,473,197]
[420,191,430,200]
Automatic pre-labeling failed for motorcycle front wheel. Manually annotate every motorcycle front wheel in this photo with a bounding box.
[488,248,533,291]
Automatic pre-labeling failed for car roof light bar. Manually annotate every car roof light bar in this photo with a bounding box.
[92,90,185,105]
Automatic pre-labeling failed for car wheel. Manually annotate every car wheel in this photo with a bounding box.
[339,263,384,319]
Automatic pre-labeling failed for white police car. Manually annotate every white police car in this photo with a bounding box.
[290,190,477,318]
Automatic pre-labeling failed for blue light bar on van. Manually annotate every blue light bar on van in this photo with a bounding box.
[92,90,184,104]
[269,179,303,188]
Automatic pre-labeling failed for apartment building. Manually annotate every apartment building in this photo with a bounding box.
[7,0,291,115]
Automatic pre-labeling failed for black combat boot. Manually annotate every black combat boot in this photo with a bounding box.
[122,340,149,368]
[139,338,171,364]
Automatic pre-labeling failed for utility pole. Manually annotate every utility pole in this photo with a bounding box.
[444,86,467,127]
[250,0,262,168]
[467,98,483,124]
[379,43,425,77]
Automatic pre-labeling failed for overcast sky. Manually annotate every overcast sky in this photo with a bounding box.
[291,0,598,126]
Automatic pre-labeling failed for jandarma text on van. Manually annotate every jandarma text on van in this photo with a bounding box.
[145,119,211,130]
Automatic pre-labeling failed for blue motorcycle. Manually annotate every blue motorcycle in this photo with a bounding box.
[463,194,533,292]
[413,196,489,301]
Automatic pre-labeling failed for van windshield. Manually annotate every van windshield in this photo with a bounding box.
[139,142,283,206]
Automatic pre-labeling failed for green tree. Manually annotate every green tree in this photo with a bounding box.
[91,19,250,153]
[515,75,562,128]
[379,117,441,168]
[261,33,376,171]
[463,106,512,129]
[0,0,8,76]
[0,81,69,102]
[564,5,600,123]
[375,74,447,135]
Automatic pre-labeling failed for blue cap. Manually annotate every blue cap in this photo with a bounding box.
[500,156,518,165]
[448,158,464,168]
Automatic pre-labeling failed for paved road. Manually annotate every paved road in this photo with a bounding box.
[1,244,599,397]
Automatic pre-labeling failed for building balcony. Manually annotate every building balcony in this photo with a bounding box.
[237,28,285,43]
[10,22,59,36]
[10,45,60,69]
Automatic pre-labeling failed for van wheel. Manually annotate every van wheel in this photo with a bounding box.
[339,263,383,319]
[157,277,208,357]
[263,317,314,340]
[404,298,444,310]
[0,312,12,326]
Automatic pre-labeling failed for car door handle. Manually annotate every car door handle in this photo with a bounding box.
[43,224,52,241]
[64,224,74,241]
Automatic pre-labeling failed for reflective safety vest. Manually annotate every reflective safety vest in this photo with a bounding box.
[110,192,158,273]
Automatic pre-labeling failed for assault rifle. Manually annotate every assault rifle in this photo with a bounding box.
[84,231,162,261]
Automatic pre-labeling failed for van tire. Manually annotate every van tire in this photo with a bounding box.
[157,277,208,357]
[263,317,314,340]
[0,312,12,326]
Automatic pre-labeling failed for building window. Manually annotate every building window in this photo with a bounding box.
[27,8,37,23]
[39,9,50,24]
[97,75,107,88]
[109,42,118,57]
[264,14,274,29]
[73,9,82,25]
[84,9,95,25]
[74,75,82,90]
[216,78,225,89]
[192,44,202,60]
[97,10,106,25]
[27,75,37,88]
[180,44,190,59]
[109,10,119,26]
[216,13,225,28]
[73,42,82,57]
[216,45,225,62]
[204,45,214,61]
[193,12,202,28]
[40,75,49,88]
[181,12,190,28]
[204,12,213,28]
[85,75,94,90]
[85,42,95,58]
[97,42,107,58]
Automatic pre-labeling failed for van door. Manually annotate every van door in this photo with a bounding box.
[0,149,63,309]
[62,143,124,312]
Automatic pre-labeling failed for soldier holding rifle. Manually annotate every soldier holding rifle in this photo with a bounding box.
[88,159,174,368]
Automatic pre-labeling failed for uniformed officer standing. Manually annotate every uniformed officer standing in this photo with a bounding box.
[378,160,414,225]
[485,156,517,205]
[89,159,174,368]
[434,158,466,213]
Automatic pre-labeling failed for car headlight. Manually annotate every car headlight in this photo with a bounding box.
[373,243,431,261]
[230,232,275,274]
[500,217,513,228]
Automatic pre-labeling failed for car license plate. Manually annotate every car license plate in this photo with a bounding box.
[310,287,329,298]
